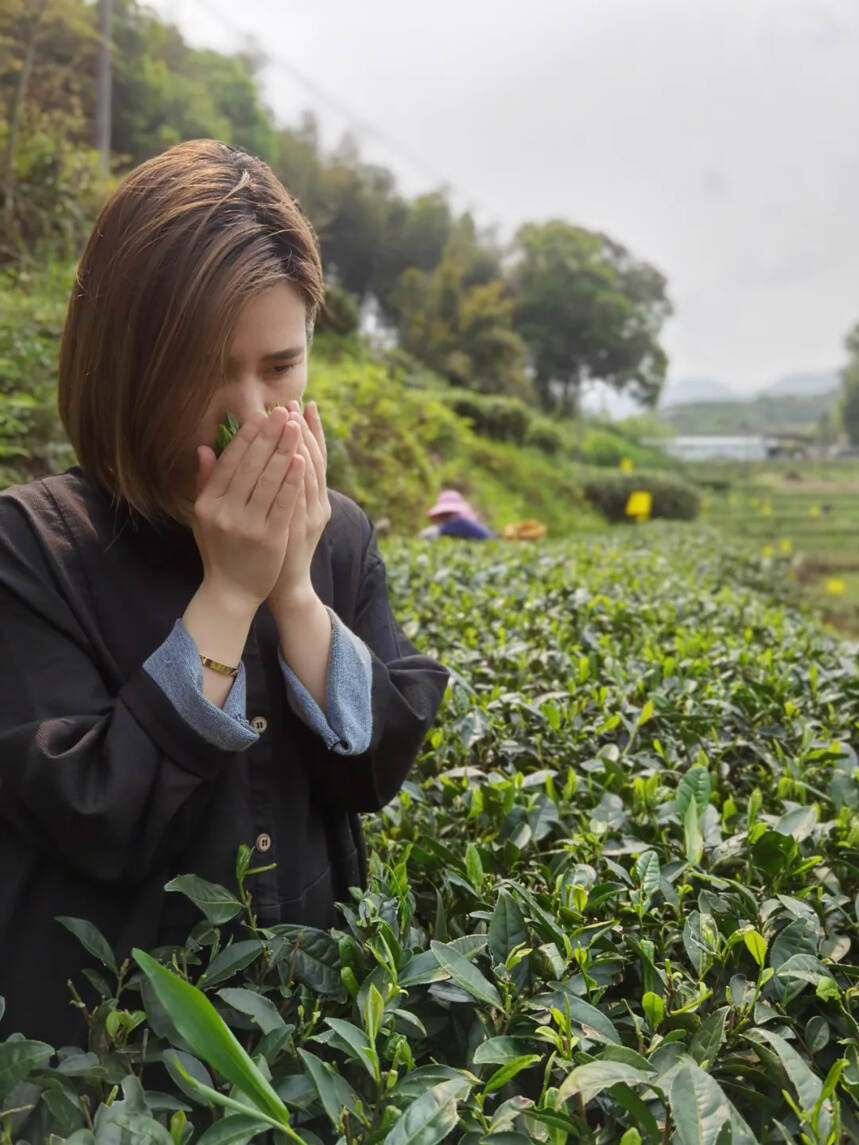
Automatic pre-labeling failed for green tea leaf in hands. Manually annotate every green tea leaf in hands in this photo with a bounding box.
[214,413,240,457]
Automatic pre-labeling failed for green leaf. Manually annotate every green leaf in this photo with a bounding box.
[0,1037,53,1102]
[465,842,484,887]
[167,1060,282,1131]
[556,1060,656,1105]
[164,876,243,926]
[642,991,664,1030]
[487,892,528,965]
[774,805,818,840]
[635,850,661,899]
[743,929,767,968]
[683,797,703,865]
[483,1054,542,1094]
[270,925,343,995]
[163,1051,215,1109]
[526,991,621,1045]
[169,1110,186,1145]
[364,983,385,1043]
[382,1079,463,1145]
[748,1027,823,1114]
[638,699,655,726]
[609,1082,661,1144]
[669,1063,732,1145]
[55,916,118,974]
[675,766,711,819]
[132,950,291,1129]
[430,940,502,1008]
[391,1066,475,1101]
[297,1048,347,1128]
[217,988,285,1035]
[92,1076,174,1145]
[689,1007,729,1068]
[805,1015,830,1054]
[473,1037,534,1066]
[202,941,264,989]
[214,413,240,457]
[323,1017,379,1080]
[195,1114,266,1145]
[682,910,718,976]
[750,831,798,878]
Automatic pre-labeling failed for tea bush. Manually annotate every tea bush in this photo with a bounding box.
[2,529,858,1144]
[584,470,702,522]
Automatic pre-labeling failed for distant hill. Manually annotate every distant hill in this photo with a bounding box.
[759,370,839,397]
[657,369,840,411]
[657,388,839,436]
[658,377,740,406]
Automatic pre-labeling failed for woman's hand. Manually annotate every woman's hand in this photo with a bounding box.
[191,406,305,614]
[266,400,331,613]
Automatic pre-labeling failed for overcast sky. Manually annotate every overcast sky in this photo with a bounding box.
[147,0,859,394]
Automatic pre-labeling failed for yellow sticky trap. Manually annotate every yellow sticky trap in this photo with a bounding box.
[619,457,634,472]
[810,505,821,519]
[761,500,772,516]
[779,539,792,554]
[762,545,774,558]
[826,578,846,596]
[625,490,652,521]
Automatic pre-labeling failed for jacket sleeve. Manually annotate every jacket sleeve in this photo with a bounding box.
[279,608,374,756]
[309,520,449,813]
[0,506,241,887]
[143,618,259,750]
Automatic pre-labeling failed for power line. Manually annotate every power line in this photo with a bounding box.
[181,0,488,215]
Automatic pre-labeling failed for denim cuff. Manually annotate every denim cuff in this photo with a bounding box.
[142,620,258,751]
[279,607,373,756]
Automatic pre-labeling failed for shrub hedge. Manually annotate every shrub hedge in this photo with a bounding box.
[583,470,701,522]
[2,532,858,1143]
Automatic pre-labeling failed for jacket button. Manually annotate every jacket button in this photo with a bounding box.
[250,716,268,733]
[256,832,272,853]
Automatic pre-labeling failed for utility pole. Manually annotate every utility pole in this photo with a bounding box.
[95,0,113,173]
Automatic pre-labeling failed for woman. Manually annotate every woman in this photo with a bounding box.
[420,488,495,540]
[0,140,448,1045]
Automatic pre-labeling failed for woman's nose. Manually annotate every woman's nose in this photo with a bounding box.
[224,381,270,422]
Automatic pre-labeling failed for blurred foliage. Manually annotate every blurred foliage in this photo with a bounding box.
[0,259,76,485]
[511,221,672,414]
[1,0,672,418]
[839,323,859,445]
[583,470,701,523]
[393,216,531,398]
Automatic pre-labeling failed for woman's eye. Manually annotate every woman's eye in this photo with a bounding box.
[271,363,296,375]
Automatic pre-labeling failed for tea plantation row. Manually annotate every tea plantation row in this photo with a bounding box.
[2,529,858,1145]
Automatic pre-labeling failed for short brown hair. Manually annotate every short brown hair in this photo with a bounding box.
[58,138,324,524]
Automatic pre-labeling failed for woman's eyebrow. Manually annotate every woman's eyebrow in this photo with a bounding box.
[226,346,305,368]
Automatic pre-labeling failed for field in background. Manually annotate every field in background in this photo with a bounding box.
[677,458,859,634]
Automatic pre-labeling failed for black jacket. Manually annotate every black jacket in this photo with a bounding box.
[0,468,447,1045]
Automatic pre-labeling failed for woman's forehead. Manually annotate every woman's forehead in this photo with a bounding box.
[228,283,307,358]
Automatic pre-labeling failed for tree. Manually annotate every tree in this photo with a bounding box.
[109,0,276,166]
[393,222,530,398]
[840,322,859,444]
[510,221,672,415]
[0,0,105,264]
